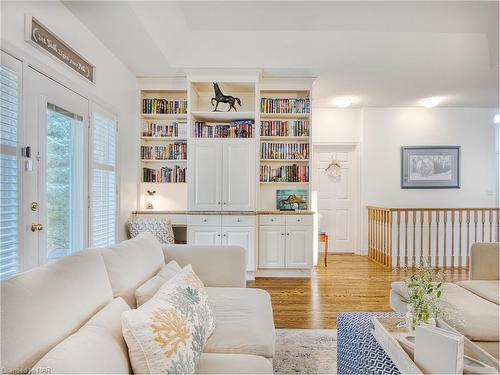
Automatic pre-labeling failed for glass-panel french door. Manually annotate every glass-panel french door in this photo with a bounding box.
[24,67,89,269]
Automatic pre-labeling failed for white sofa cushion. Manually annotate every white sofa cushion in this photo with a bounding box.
[135,260,182,306]
[456,280,500,305]
[32,297,131,374]
[195,353,273,374]
[122,265,216,374]
[101,232,165,307]
[205,287,275,358]
[0,250,113,370]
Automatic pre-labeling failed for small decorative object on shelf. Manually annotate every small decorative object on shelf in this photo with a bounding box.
[145,190,156,209]
[276,189,308,211]
[211,82,241,112]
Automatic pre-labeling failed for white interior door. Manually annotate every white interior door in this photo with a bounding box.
[24,67,89,268]
[313,145,357,253]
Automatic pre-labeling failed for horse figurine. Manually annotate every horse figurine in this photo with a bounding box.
[211,82,241,112]
[279,194,306,210]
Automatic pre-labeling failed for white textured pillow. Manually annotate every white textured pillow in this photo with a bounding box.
[135,260,182,306]
[32,297,131,374]
[122,265,216,374]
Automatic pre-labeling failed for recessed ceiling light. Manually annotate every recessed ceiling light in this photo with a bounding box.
[333,97,354,108]
[419,97,443,108]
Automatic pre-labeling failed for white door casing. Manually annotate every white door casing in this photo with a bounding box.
[24,67,89,268]
[312,144,359,253]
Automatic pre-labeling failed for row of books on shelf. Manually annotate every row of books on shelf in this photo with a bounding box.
[260,142,309,160]
[142,99,188,115]
[143,166,186,183]
[141,143,187,160]
[260,120,309,137]
[260,164,309,183]
[260,97,310,114]
[193,119,254,138]
[142,121,187,138]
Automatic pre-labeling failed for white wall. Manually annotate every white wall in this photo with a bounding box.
[313,106,498,252]
[1,1,138,241]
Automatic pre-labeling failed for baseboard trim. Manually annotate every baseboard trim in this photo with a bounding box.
[256,269,312,278]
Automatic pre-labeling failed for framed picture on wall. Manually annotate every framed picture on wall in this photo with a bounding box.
[401,146,460,189]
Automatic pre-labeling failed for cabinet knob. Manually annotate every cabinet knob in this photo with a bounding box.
[203,219,207,222]
[223,202,227,205]
[223,234,227,237]
[236,219,241,222]
[217,234,221,237]
[270,219,274,222]
[281,233,284,236]
[217,201,221,205]
[297,219,301,222]
[287,233,290,236]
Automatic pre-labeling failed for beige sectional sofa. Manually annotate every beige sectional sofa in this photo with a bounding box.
[1,233,275,374]
[390,242,500,359]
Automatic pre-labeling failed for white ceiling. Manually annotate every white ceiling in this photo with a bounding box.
[64,1,499,108]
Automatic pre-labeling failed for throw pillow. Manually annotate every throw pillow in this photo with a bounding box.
[135,260,182,306]
[122,265,216,374]
[127,217,175,244]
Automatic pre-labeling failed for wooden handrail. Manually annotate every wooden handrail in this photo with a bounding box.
[367,207,499,269]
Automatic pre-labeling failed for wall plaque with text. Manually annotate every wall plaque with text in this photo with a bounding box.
[25,15,95,83]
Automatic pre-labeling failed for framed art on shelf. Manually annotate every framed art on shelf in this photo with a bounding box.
[401,146,460,189]
[276,189,308,211]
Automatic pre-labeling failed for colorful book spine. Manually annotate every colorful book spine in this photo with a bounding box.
[260,120,309,136]
[142,121,186,137]
[142,99,188,114]
[193,120,254,138]
[260,164,309,183]
[142,165,186,183]
[260,98,310,114]
[260,143,309,160]
[140,143,187,160]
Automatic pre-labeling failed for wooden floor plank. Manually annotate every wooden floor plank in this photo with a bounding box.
[248,254,468,329]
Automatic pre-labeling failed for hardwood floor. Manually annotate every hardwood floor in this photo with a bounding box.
[247,254,469,329]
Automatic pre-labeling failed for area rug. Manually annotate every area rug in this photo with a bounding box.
[274,329,337,374]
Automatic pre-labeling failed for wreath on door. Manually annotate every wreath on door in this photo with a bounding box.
[324,159,341,178]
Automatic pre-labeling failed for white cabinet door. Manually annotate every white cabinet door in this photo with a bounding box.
[285,225,313,269]
[187,226,221,246]
[188,140,222,211]
[223,226,256,271]
[222,140,255,211]
[258,226,285,268]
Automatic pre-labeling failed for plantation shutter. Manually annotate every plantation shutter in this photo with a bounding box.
[91,108,117,247]
[0,61,19,279]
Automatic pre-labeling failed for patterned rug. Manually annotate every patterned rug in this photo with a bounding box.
[274,329,337,374]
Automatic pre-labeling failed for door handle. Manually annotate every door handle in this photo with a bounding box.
[30,223,43,232]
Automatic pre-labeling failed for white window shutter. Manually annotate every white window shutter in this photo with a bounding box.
[0,64,19,279]
[91,108,117,247]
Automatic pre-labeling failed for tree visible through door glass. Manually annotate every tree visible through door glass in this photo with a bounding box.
[46,103,84,260]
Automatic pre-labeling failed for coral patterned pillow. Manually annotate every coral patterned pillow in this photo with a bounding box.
[121,265,216,374]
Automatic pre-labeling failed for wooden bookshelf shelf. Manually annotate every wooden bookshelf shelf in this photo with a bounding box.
[141,113,188,120]
[260,112,310,119]
[191,111,254,122]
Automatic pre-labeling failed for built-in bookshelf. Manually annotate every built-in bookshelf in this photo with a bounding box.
[257,83,312,210]
[139,88,189,195]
